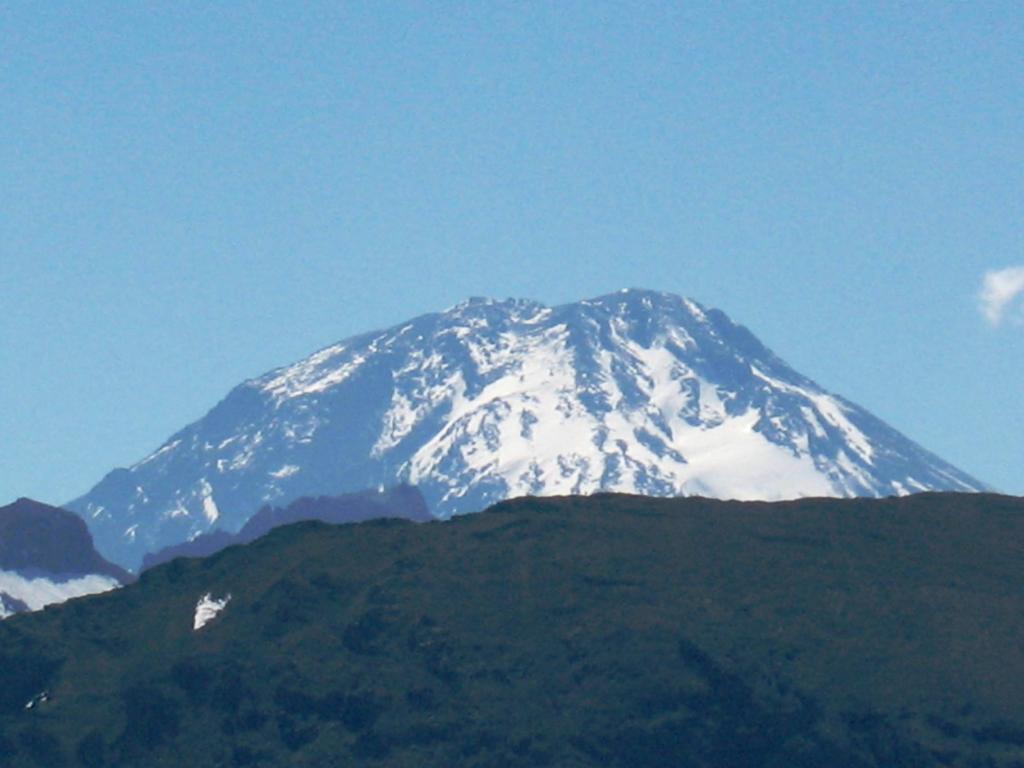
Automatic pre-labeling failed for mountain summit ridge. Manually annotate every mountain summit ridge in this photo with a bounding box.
[68,288,985,569]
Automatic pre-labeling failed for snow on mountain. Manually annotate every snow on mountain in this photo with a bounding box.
[0,571,119,615]
[68,289,986,570]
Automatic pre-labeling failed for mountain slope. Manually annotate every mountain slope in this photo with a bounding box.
[141,485,431,570]
[68,289,985,569]
[0,498,131,618]
[1,492,1023,767]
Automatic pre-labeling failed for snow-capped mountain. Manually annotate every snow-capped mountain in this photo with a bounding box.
[68,289,985,569]
[0,498,131,617]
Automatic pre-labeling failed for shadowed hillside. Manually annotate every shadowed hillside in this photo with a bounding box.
[1,492,1022,767]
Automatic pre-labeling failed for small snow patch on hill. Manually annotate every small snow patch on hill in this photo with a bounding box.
[193,592,231,631]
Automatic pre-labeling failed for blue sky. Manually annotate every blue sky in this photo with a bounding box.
[2,2,1021,502]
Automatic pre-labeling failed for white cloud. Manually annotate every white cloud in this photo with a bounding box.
[979,266,1024,326]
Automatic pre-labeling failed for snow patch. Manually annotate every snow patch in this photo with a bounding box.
[226,431,265,471]
[136,439,182,467]
[193,592,231,631]
[24,692,48,710]
[0,570,120,614]
[261,344,364,400]
[750,366,875,465]
[199,479,220,523]
[166,501,190,519]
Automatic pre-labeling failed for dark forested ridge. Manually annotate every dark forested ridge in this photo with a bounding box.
[1,492,1022,767]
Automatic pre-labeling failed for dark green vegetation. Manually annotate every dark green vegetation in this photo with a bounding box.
[1,492,1023,767]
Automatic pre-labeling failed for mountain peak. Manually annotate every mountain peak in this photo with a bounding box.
[446,295,546,314]
[597,286,694,303]
[68,291,986,569]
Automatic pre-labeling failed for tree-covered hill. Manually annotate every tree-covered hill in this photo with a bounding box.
[1,492,1022,767]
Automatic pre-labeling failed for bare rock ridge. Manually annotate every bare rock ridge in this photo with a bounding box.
[68,289,986,569]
